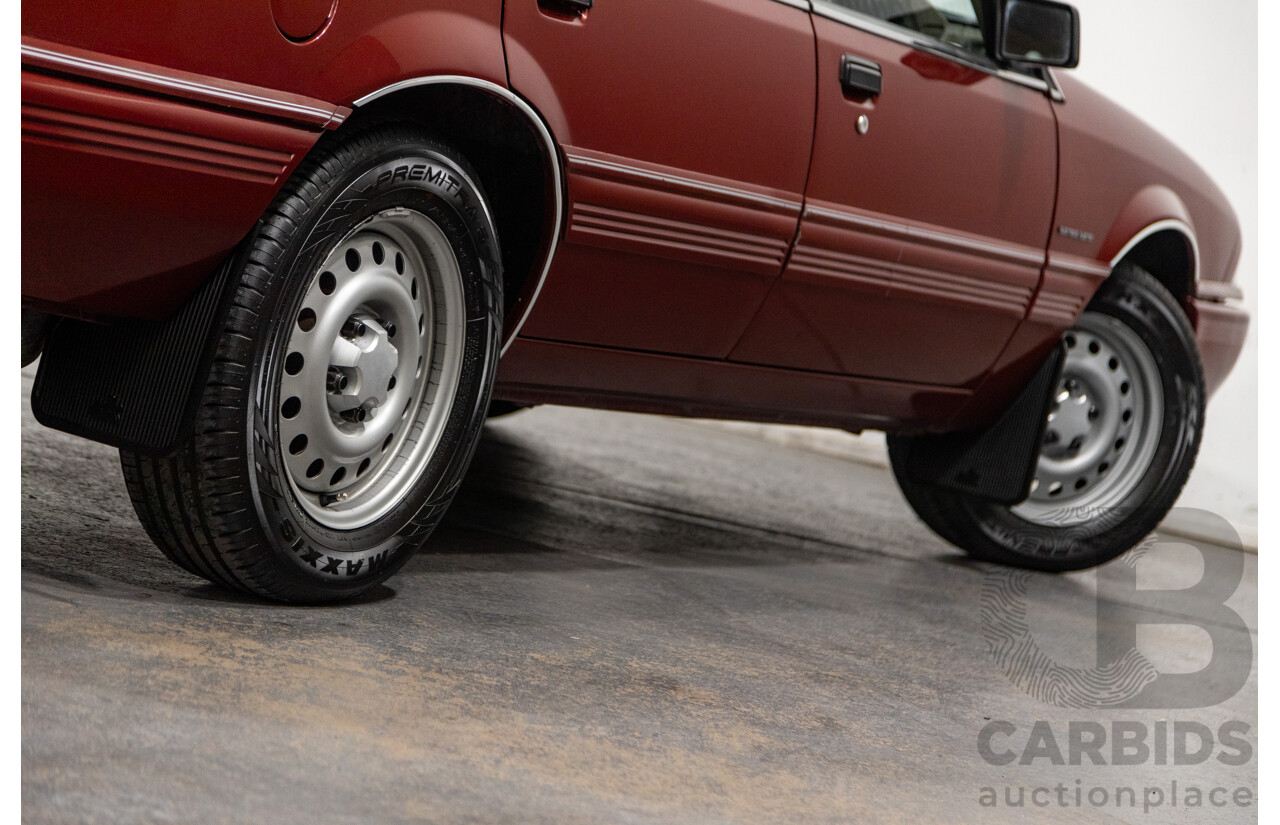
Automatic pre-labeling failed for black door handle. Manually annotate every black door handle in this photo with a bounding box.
[539,0,593,15]
[841,55,882,98]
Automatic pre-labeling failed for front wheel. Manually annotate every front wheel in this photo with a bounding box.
[121,125,503,602]
[888,263,1204,571]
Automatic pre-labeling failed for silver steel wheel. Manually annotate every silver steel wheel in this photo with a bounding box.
[277,208,466,530]
[1013,311,1164,526]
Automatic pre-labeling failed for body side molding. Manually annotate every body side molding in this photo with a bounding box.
[21,39,349,129]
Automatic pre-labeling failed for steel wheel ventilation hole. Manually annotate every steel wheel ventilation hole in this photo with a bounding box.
[345,249,361,272]
[306,458,324,479]
[1065,334,1076,348]
[395,252,404,275]
[1115,438,1126,451]
[1075,478,1087,490]
[418,313,424,335]
[1121,381,1130,395]
[388,376,396,391]
[1088,341,1101,354]
[411,278,418,300]
[281,397,301,419]
[1048,482,1063,496]
[1099,462,1110,474]
[372,242,385,265]
[382,433,394,452]
[1108,357,1119,371]
[1122,409,1132,423]
[285,352,305,375]
[319,272,336,295]
[297,308,316,332]
[289,434,308,455]
[330,467,346,486]
[357,458,371,477]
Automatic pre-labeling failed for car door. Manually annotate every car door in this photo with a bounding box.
[504,0,816,358]
[730,0,1059,387]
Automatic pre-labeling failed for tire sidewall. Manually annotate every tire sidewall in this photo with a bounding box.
[246,134,502,592]
[966,266,1204,569]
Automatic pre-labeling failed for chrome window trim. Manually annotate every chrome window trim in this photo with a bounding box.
[1044,68,1066,103]
[809,0,1055,97]
[354,77,565,356]
[1109,219,1201,282]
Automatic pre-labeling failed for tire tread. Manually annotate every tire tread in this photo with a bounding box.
[120,123,502,602]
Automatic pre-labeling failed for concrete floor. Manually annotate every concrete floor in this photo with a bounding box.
[22,368,1257,824]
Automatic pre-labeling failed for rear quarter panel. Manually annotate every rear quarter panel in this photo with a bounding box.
[21,0,505,318]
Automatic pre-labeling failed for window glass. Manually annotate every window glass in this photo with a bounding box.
[822,0,987,57]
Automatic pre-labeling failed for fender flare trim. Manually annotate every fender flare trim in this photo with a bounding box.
[1108,218,1200,283]
[353,76,565,355]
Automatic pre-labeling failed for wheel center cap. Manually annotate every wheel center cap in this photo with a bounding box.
[1043,377,1099,459]
[327,315,399,420]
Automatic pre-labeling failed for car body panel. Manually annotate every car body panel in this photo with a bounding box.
[20,40,339,318]
[20,0,508,103]
[505,0,816,357]
[493,337,973,432]
[20,0,1249,438]
[1050,72,1240,286]
[729,11,1059,386]
[20,0,507,318]
[1193,299,1249,400]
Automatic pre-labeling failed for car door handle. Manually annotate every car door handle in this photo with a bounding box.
[841,55,882,98]
[538,0,593,15]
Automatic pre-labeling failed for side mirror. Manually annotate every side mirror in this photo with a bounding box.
[995,0,1080,68]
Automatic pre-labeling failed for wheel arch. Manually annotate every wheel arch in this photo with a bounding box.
[1100,185,1199,314]
[344,76,565,354]
[1108,221,1199,314]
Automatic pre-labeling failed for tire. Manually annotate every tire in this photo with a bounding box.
[888,263,1204,571]
[121,124,503,602]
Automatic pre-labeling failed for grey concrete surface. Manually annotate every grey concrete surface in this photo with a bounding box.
[22,368,1256,824]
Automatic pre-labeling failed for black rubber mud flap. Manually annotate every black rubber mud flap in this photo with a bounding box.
[31,256,238,454]
[898,344,1066,505]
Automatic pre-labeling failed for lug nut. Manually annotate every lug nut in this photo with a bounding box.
[327,367,348,394]
[380,319,396,338]
[341,318,367,340]
[340,407,368,424]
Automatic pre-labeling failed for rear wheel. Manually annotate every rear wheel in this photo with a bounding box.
[888,263,1204,571]
[121,125,503,602]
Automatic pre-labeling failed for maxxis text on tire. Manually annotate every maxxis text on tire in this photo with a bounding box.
[121,124,503,602]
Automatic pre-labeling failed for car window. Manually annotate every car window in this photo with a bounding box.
[820,0,988,58]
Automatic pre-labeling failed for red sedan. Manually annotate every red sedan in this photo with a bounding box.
[21,0,1249,601]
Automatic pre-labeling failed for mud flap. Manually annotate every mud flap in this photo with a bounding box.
[31,256,237,454]
[897,344,1066,505]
